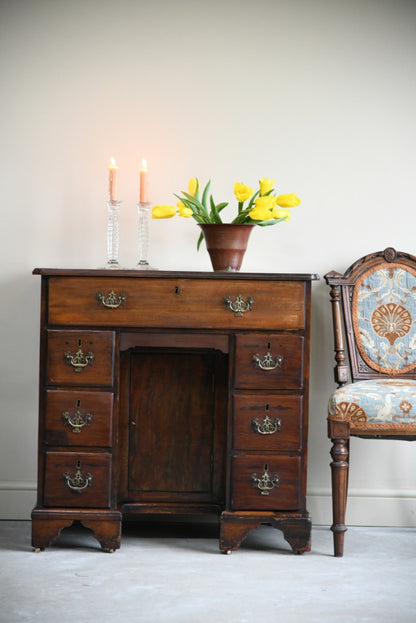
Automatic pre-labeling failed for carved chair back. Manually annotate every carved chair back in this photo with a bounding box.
[325,247,416,387]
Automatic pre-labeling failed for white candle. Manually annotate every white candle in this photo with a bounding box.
[109,157,119,201]
[140,158,149,203]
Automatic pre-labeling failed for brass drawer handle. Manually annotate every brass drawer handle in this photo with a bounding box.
[224,294,254,317]
[97,290,126,309]
[253,351,283,371]
[64,348,94,372]
[250,464,280,495]
[252,415,281,435]
[63,460,93,493]
[62,409,93,433]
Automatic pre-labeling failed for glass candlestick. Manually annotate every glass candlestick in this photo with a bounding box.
[136,202,156,270]
[105,199,122,269]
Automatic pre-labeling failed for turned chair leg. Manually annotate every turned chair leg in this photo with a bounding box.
[330,437,349,557]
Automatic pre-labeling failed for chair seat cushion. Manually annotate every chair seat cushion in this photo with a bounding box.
[328,379,416,434]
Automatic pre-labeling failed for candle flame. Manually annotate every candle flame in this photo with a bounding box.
[110,157,117,167]
[141,158,147,170]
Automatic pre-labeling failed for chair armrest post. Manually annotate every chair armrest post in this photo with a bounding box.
[326,274,349,386]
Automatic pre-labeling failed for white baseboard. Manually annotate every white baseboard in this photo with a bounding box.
[307,487,416,527]
[1,482,416,526]
[0,481,37,520]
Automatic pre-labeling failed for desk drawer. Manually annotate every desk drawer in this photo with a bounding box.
[45,390,113,446]
[234,334,304,389]
[233,395,302,451]
[46,331,114,386]
[231,456,301,510]
[47,276,306,330]
[43,452,112,508]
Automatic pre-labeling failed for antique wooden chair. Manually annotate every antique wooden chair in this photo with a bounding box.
[325,247,416,556]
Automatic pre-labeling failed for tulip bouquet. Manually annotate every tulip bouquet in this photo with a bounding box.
[152,177,301,248]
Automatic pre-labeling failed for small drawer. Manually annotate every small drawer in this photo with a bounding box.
[43,452,112,508]
[44,390,113,447]
[234,334,303,389]
[46,330,115,386]
[233,395,302,451]
[231,456,301,510]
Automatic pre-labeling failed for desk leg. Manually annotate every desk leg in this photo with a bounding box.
[220,511,311,554]
[31,509,122,552]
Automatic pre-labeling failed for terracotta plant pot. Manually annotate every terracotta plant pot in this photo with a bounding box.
[199,224,255,272]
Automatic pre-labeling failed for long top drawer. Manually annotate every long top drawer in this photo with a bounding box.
[41,274,313,330]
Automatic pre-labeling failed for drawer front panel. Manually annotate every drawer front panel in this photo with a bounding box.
[233,395,302,451]
[46,330,114,386]
[45,390,113,447]
[43,452,112,508]
[231,456,301,510]
[47,277,306,330]
[234,334,304,389]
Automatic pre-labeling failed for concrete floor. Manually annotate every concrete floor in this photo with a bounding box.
[0,519,415,623]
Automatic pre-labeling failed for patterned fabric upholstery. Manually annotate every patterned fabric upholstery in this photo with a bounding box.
[353,264,416,374]
[328,379,416,434]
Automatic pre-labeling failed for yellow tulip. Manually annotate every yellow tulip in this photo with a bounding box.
[152,204,176,219]
[234,182,253,202]
[259,178,274,196]
[276,193,301,207]
[181,208,193,217]
[188,178,199,196]
[254,195,277,209]
[177,201,193,217]
[273,207,291,221]
[249,206,273,221]
[249,199,274,221]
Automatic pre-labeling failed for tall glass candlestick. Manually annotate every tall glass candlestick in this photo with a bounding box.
[106,199,121,269]
[136,201,156,270]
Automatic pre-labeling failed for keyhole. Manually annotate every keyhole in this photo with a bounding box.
[76,399,81,408]
[267,341,271,350]
[76,460,81,469]
[265,403,270,412]
[174,286,180,294]
[264,463,268,471]
[77,338,82,347]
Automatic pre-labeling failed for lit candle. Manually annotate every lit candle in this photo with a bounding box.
[140,158,149,203]
[109,157,119,201]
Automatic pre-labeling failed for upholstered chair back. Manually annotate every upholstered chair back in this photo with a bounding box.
[352,263,416,376]
[327,247,416,384]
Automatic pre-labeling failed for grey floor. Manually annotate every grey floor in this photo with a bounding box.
[0,519,415,623]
